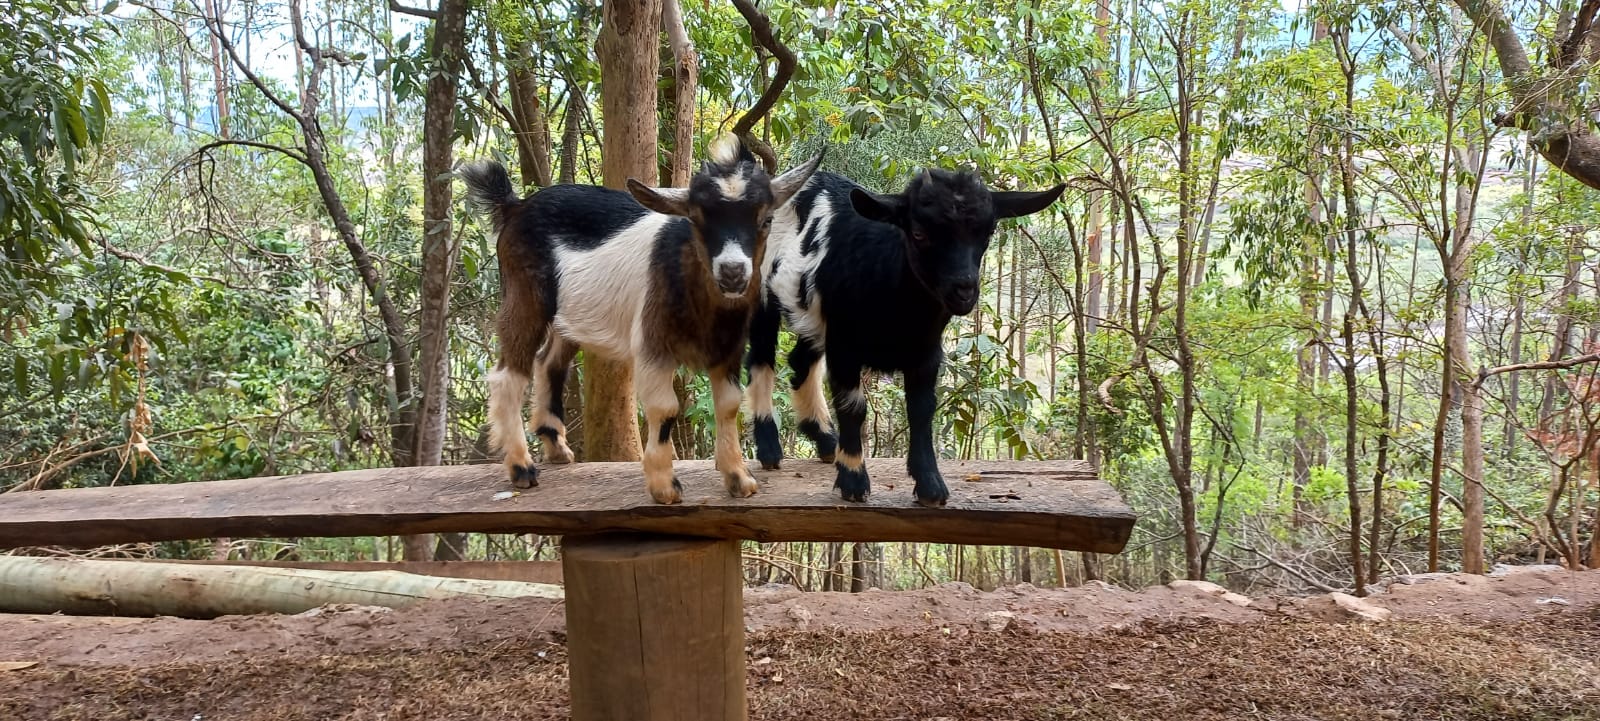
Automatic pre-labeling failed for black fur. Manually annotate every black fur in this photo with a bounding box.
[753,416,782,470]
[751,169,1065,506]
[658,416,677,445]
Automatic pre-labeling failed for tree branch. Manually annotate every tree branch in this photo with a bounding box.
[1475,352,1600,388]
[388,0,438,19]
[203,13,302,122]
[730,0,793,172]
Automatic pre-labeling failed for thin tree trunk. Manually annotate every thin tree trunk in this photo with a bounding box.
[507,45,554,187]
[1504,155,1535,454]
[662,0,697,188]
[850,543,867,592]
[1084,0,1111,335]
[203,0,230,138]
[406,0,470,562]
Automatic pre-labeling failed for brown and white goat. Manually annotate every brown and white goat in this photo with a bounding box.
[462,134,824,504]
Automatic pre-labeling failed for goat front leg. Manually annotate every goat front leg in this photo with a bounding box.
[904,359,949,507]
[828,360,870,502]
[713,365,759,497]
[488,366,539,489]
[789,340,837,462]
[636,360,683,504]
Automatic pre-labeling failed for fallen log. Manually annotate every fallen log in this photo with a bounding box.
[0,556,563,618]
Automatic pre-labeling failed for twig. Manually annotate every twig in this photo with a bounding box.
[729,0,793,172]
[1232,543,1342,593]
[388,0,438,19]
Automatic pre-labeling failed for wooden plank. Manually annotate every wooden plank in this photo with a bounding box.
[111,559,564,585]
[0,459,1132,552]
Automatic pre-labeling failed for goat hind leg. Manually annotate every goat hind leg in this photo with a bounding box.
[488,365,538,488]
[789,341,837,463]
[532,335,578,464]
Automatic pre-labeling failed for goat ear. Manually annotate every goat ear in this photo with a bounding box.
[992,184,1066,219]
[628,179,691,216]
[771,146,826,207]
[849,188,905,225]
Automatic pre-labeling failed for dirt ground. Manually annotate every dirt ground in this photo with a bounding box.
[1,567,1597,720]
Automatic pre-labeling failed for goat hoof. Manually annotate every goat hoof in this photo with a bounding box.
[817,451,836,464]
[542,449,574,465]
[510,464,539,489]
[725,471,759,498]
[833,464,870,502]
[643,482,681,505]
[649,477,684,505]
[913,490,948,508]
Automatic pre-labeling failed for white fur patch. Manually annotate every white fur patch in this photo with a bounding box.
[712,243,753,298]
[763,187,832,345]
[792,360,832,429]
[487,367,530,457]
[709,133,741,167]
[716,172,748,201]
[634,362,681,417]
[550,212,671,360]
[747,365,776,419]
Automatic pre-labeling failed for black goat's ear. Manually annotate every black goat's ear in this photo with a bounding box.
[628,179,691,217]
[993,183,1066,219]
[849,188,905,225]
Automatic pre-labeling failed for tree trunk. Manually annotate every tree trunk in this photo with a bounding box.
[588,0,662,463]
[559,80,585,185]
[1453,0,1600,191]
[1084,0,1111,336]
[406,0,470,562]
[850,542,867,592]
[202,0,230,138]
[662,0,698,188]
[507,45,554,188]
[0,556,560,619]
[1504,155,1536,454]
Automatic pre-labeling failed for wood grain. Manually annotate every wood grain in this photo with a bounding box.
[0,459,1133,552]
[563,534,746,721]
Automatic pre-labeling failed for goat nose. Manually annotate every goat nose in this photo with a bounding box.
[953,281,978,303]
[716,262,749,294]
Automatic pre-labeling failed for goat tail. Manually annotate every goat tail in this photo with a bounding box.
[460,160,520,231]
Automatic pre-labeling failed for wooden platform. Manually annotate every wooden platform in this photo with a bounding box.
[0,459,1133,553]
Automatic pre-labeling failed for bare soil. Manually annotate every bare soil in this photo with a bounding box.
[1,567,1597,720]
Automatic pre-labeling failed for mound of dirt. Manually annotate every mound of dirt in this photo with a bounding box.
[1,568,1596,720]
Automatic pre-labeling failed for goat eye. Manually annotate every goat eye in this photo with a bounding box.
[910,230,928,244]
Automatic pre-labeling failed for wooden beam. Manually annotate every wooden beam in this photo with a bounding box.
[0,459,1133,552]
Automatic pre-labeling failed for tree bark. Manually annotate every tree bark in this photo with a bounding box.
[662,0,698,188]
[0,556,560,619]
[202,0,230,138]
[406,0,470,562]
[588,0,662,462]
[507,45,554,188]
[1453,0,1600,191]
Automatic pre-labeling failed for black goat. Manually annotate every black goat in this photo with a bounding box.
[463,134,824,504]
[746,168,1063,506]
